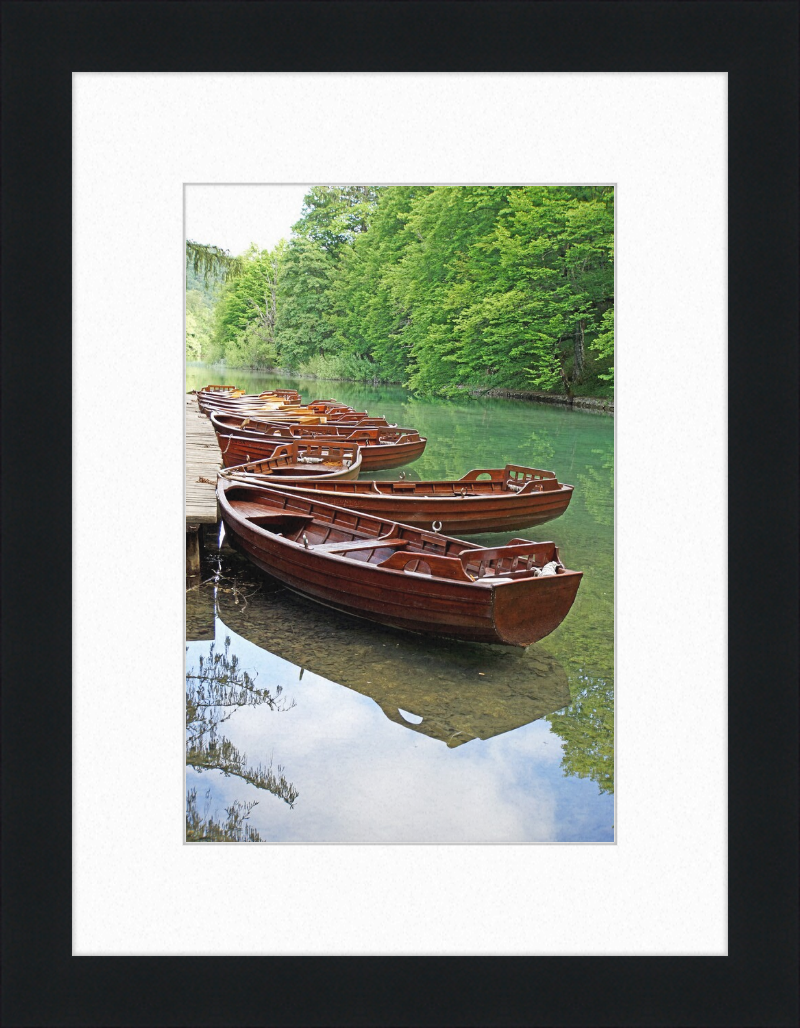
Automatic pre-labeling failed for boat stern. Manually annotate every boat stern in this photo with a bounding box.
[490,570,583,647]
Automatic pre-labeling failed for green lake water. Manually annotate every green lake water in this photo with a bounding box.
[186,364,614,843]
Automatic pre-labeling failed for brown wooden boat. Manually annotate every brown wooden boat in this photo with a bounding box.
[216,432,362,470]
[197,383,241,393]
[196,393,390,428]
[323,411,391,426]
[211,413,427,471]
[218,480,582,647]
[259,389,302,401]
[257,464,573,534]
[195,384,248,400]
[218,441,362,483]
[200,398,387,427]
[197,393,304,415]
[303,399,389,423]
[223,407,332,423]
[197,388,301,403]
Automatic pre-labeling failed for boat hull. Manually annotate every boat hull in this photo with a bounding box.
[260,479,573,533]
[220,444,362,484]
[218,483,582,647]
[215,427,426,471]
[217,437,362,478]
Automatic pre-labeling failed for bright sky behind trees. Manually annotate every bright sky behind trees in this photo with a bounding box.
[185,184,310,256]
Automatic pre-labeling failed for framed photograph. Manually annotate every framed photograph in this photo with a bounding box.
[3,3,796,1026]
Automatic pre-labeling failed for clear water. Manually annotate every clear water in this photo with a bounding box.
[186,365,614,842]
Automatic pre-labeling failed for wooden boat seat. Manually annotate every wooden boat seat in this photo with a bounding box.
[312,537,409,553]
[378,550,475,581]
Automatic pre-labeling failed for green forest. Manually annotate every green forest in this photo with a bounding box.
[186,185,614,399]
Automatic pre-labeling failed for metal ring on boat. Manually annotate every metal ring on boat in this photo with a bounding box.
[432,520,442,533]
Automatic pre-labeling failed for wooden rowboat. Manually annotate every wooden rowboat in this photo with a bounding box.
[216,434,361,472]
[211,413,427,471]
[197,388,301,402]
[255,464,573,534]
[197,383,241,394]
[201,399,384,426]
[221,408,331,424]
[218,481,582,647]
[218,442,362,483]
[195,384,249,400]
[196,387,301,410]
[196,394,390,427]
[197,395,307,415]
[258,389,302,401]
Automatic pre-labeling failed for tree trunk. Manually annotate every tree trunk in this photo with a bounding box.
[573,320,586,383]
[557,363,574,400]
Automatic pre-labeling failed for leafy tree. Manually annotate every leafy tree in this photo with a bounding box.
[451,187,614,397]
[186,240,243,283]
[293,185,380,256]
[211,244,283,368]
[273,235,337,369]
[186,289,216,360]
[329,186,431,382]
[591,307,614,385]
[391,187,513,395]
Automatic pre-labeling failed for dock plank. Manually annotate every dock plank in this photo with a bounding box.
[186,395,221,524]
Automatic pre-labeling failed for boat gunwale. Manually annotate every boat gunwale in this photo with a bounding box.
[219,481,577,582]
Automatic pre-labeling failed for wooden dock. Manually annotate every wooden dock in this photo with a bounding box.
[186,395,221,576]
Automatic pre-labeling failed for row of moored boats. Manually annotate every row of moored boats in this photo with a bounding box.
[193,384,584,648]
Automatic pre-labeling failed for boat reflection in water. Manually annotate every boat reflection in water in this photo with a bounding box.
[206,548,571,748]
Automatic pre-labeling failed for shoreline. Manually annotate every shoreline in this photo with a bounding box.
[192,364,614,415]
[474,388,613,414]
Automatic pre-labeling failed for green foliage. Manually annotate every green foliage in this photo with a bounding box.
[448,187,614,397]
[186,248,226,360]
[211,244,283,368]
[186,289,216,360]
[189,187,614,396]
[297,352,378,382]
[293,185,380,255]
[186,240,243,283]
[272,235,337,369]
[591,307,615,383]
[326,186,431,382]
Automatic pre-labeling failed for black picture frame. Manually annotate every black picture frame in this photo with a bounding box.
[2,2,797,1026]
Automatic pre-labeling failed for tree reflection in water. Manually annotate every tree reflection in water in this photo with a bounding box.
[186,636,298,841]
[547,674,613,794]
[186,787,263,842]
